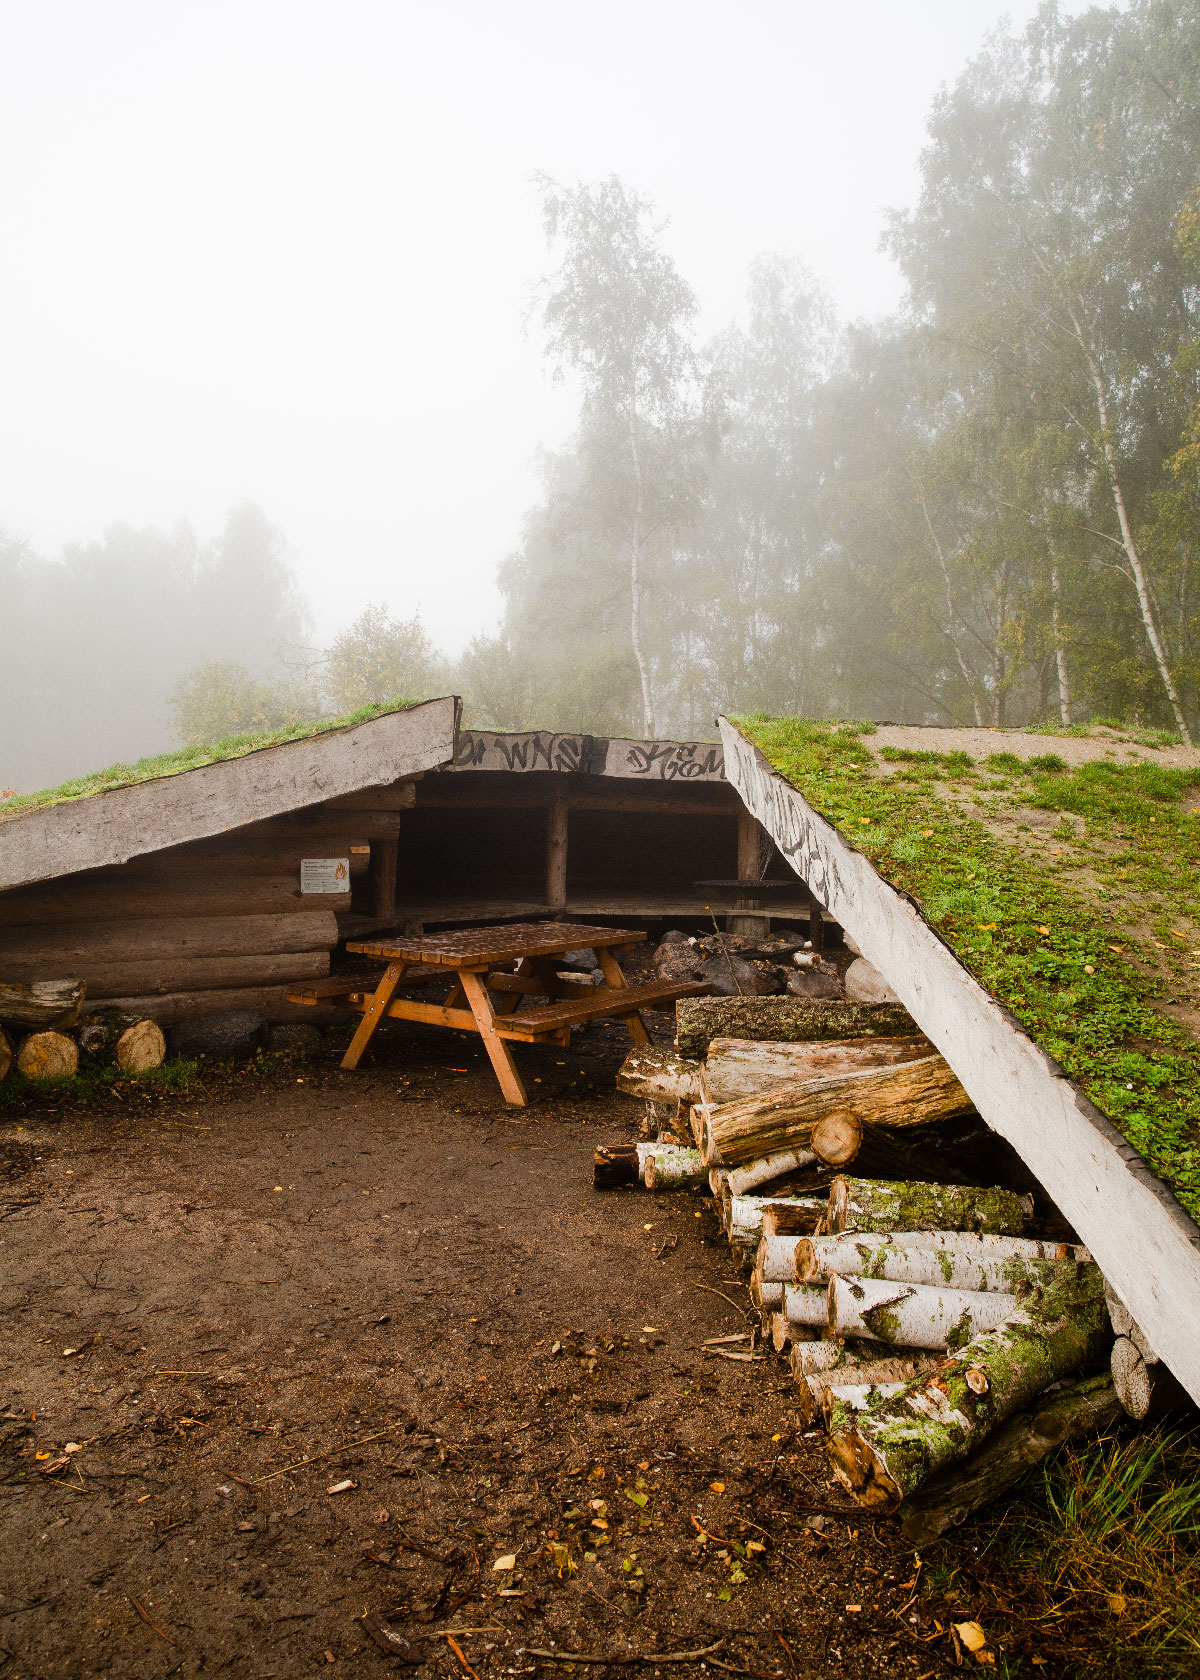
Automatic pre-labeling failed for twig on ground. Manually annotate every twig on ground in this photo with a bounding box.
[444,1635,481,1680]
[693,1284,752,1318]
[237,1423,409,1486]
[128,1596,179,1648]
[522,1642,726,1666]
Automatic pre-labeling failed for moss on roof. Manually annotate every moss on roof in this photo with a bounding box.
[0,700,419,824]
[739,715,1200,1223]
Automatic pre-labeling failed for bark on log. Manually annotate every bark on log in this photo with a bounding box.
[81,984,355,1029]
[755,1234,805,1285]
[617,1046,702,1105]
[782,1283,829,1328]
[0,871,349,924]
[828,1273,1020,1350]
[700,1033,933,1106]
[593,1145,640,1190]
[1110,1336,1189,1421]
[642,1145,707,1191]
[762,1201,830,1241]
[0,910,339,967]
[77,1011,166,1073]
[899,1374,1123,1545]
[65,950,330,1001]
[750,1277,784,1311]
[0,978,85,1030]
[17,1030,79,1080]
[826,1265,1110,1510]
[821,1383,909,1432]
[0,1024,12,1082]
[725,1147,817,1197]
[828,1177,1034,1237]
[705,1056,972,1168]
[790,1340,849,1379]
[798,1234,1084,1293]
[728,1195,825,1250]
[675,997,917,1061]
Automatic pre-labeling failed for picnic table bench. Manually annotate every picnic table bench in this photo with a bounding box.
[286,920,710,1105]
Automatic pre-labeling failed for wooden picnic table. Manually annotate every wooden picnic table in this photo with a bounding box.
[287,920,710,1106]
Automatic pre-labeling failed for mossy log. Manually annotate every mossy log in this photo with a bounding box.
[799,1234,1083,1293]
[77,1010,165,1073]
[899,1374,1123,1545]
[675,997,916,1061]
[828,1176,1033,1237]
[704,1056,971,1168]
[828,1273,1020,1350]
[821,1382,910,1432]
[0,978,84,1030]
[0,1025,12,1083]
[642,1144,707,1191]
[17,1030,79,1081]
[616,1045,702,1105]
[700,1033,934,1105]
[826,1264,1110,1511]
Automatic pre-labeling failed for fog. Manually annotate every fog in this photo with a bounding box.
[10,0,1198,787]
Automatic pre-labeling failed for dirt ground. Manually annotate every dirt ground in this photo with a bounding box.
[2,1018,985,1680]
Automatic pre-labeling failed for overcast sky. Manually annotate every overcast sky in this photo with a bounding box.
[2,0,1054,657]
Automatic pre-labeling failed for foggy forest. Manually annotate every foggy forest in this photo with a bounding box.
[5,0,1200,790]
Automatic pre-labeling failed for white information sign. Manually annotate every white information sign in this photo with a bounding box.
[300,857,351,894]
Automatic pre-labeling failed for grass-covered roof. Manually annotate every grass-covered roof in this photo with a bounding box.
[0,700,418,826]
[740,716,1200,1222]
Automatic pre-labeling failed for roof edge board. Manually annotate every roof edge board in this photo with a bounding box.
[718,715,1200,1406]
[0,697,458,893]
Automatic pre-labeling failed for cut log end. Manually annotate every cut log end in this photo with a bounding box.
[826,1429,902,1512]
[0,1024,13,1083]
[810,1109,862,1168]
[115,1019,167,1073]
[593,1146,639,1190]
[17,1030,80,1081]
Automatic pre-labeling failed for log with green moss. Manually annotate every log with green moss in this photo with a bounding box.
[675,997,916,1061]
[799,1233,1082,1293]
[826,1262,1110,1510]
[616,1045,702,1105]
[828,1176,1033,1236]
[898,1373,1122,1545]
[642,1143,707,1191]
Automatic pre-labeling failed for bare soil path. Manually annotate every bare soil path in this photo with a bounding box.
[1,1022,957,1679]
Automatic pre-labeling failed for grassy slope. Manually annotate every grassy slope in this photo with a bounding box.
[0,700,419,822]
[740,716,1200,1223]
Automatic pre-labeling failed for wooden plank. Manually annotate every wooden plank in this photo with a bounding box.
[460,968,528,1104]
[0,696,456,892]
[0,874,350,926]
[545,795,569,910]
[595,944,652,1047]
[341,963,407,1070]
[450,728,724,782]
[65,949,331,1000]
[87,841,370,875]
[492,977,709,1038]
[719,716,1200,1406]
[0,910,339,966]
[348,921,646,969]
[320,782,418,811]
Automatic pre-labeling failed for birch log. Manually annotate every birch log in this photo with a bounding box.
[0,1025,12,1082]
[798,1234,1084,1293]
[617,1046,702,1105]
[828,1177,1033,1237]
[828,1273,1020,1350]
[763,1201,831,1241]
[822,1383,909,1432]
[729,1195,825,1250]
[17,1031,79,1080]
[782,1283,830,1328]
[726,1147,817,1197]
[827,1267,1111,1510]
[750,1277,784,1311]
[899,1374,1123,1545]
[676,997,916,1061]
[700,1034,934,1105]
[755,1233,805,1284]
[790,1340,850,1378]
[705,1055,972,1168]
[642,1144,707,1190]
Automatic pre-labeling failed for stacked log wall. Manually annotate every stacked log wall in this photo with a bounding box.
[0,786,416,1024]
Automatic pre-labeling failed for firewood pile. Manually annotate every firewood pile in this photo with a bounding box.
[596,995,1181,1542]
[0,980,166,1083]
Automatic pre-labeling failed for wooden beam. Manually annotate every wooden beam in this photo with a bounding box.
[719,715,1200,1407]
[416,785,737,816]
[0,873,350,925]
[0,910,339,967]
[0,696,456,892]
[545,794,569,910]
[368,836,399,920]
[737,808,765,882]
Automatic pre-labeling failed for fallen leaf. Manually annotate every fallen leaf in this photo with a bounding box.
[1037,925,1050,936]
[1106,1593,1127,1615]
[954,1621,987,1653]
[709,1480,725,1493]
[1084,964,1095,974]
[492,1554,517,1571]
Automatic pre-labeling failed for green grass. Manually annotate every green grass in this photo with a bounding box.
[0,1056,201,1110]
[943,1423,1200,1677]
[737,715,1200,1219]
[0,698,420,819]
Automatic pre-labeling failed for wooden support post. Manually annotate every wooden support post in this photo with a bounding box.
[737,807,764,884]
[341,963,407,1069]
[597,946,651,1047]
[809,888,826,955]
[546,794,569,911]
[368,836,399,921]
[459,969,528,1105]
